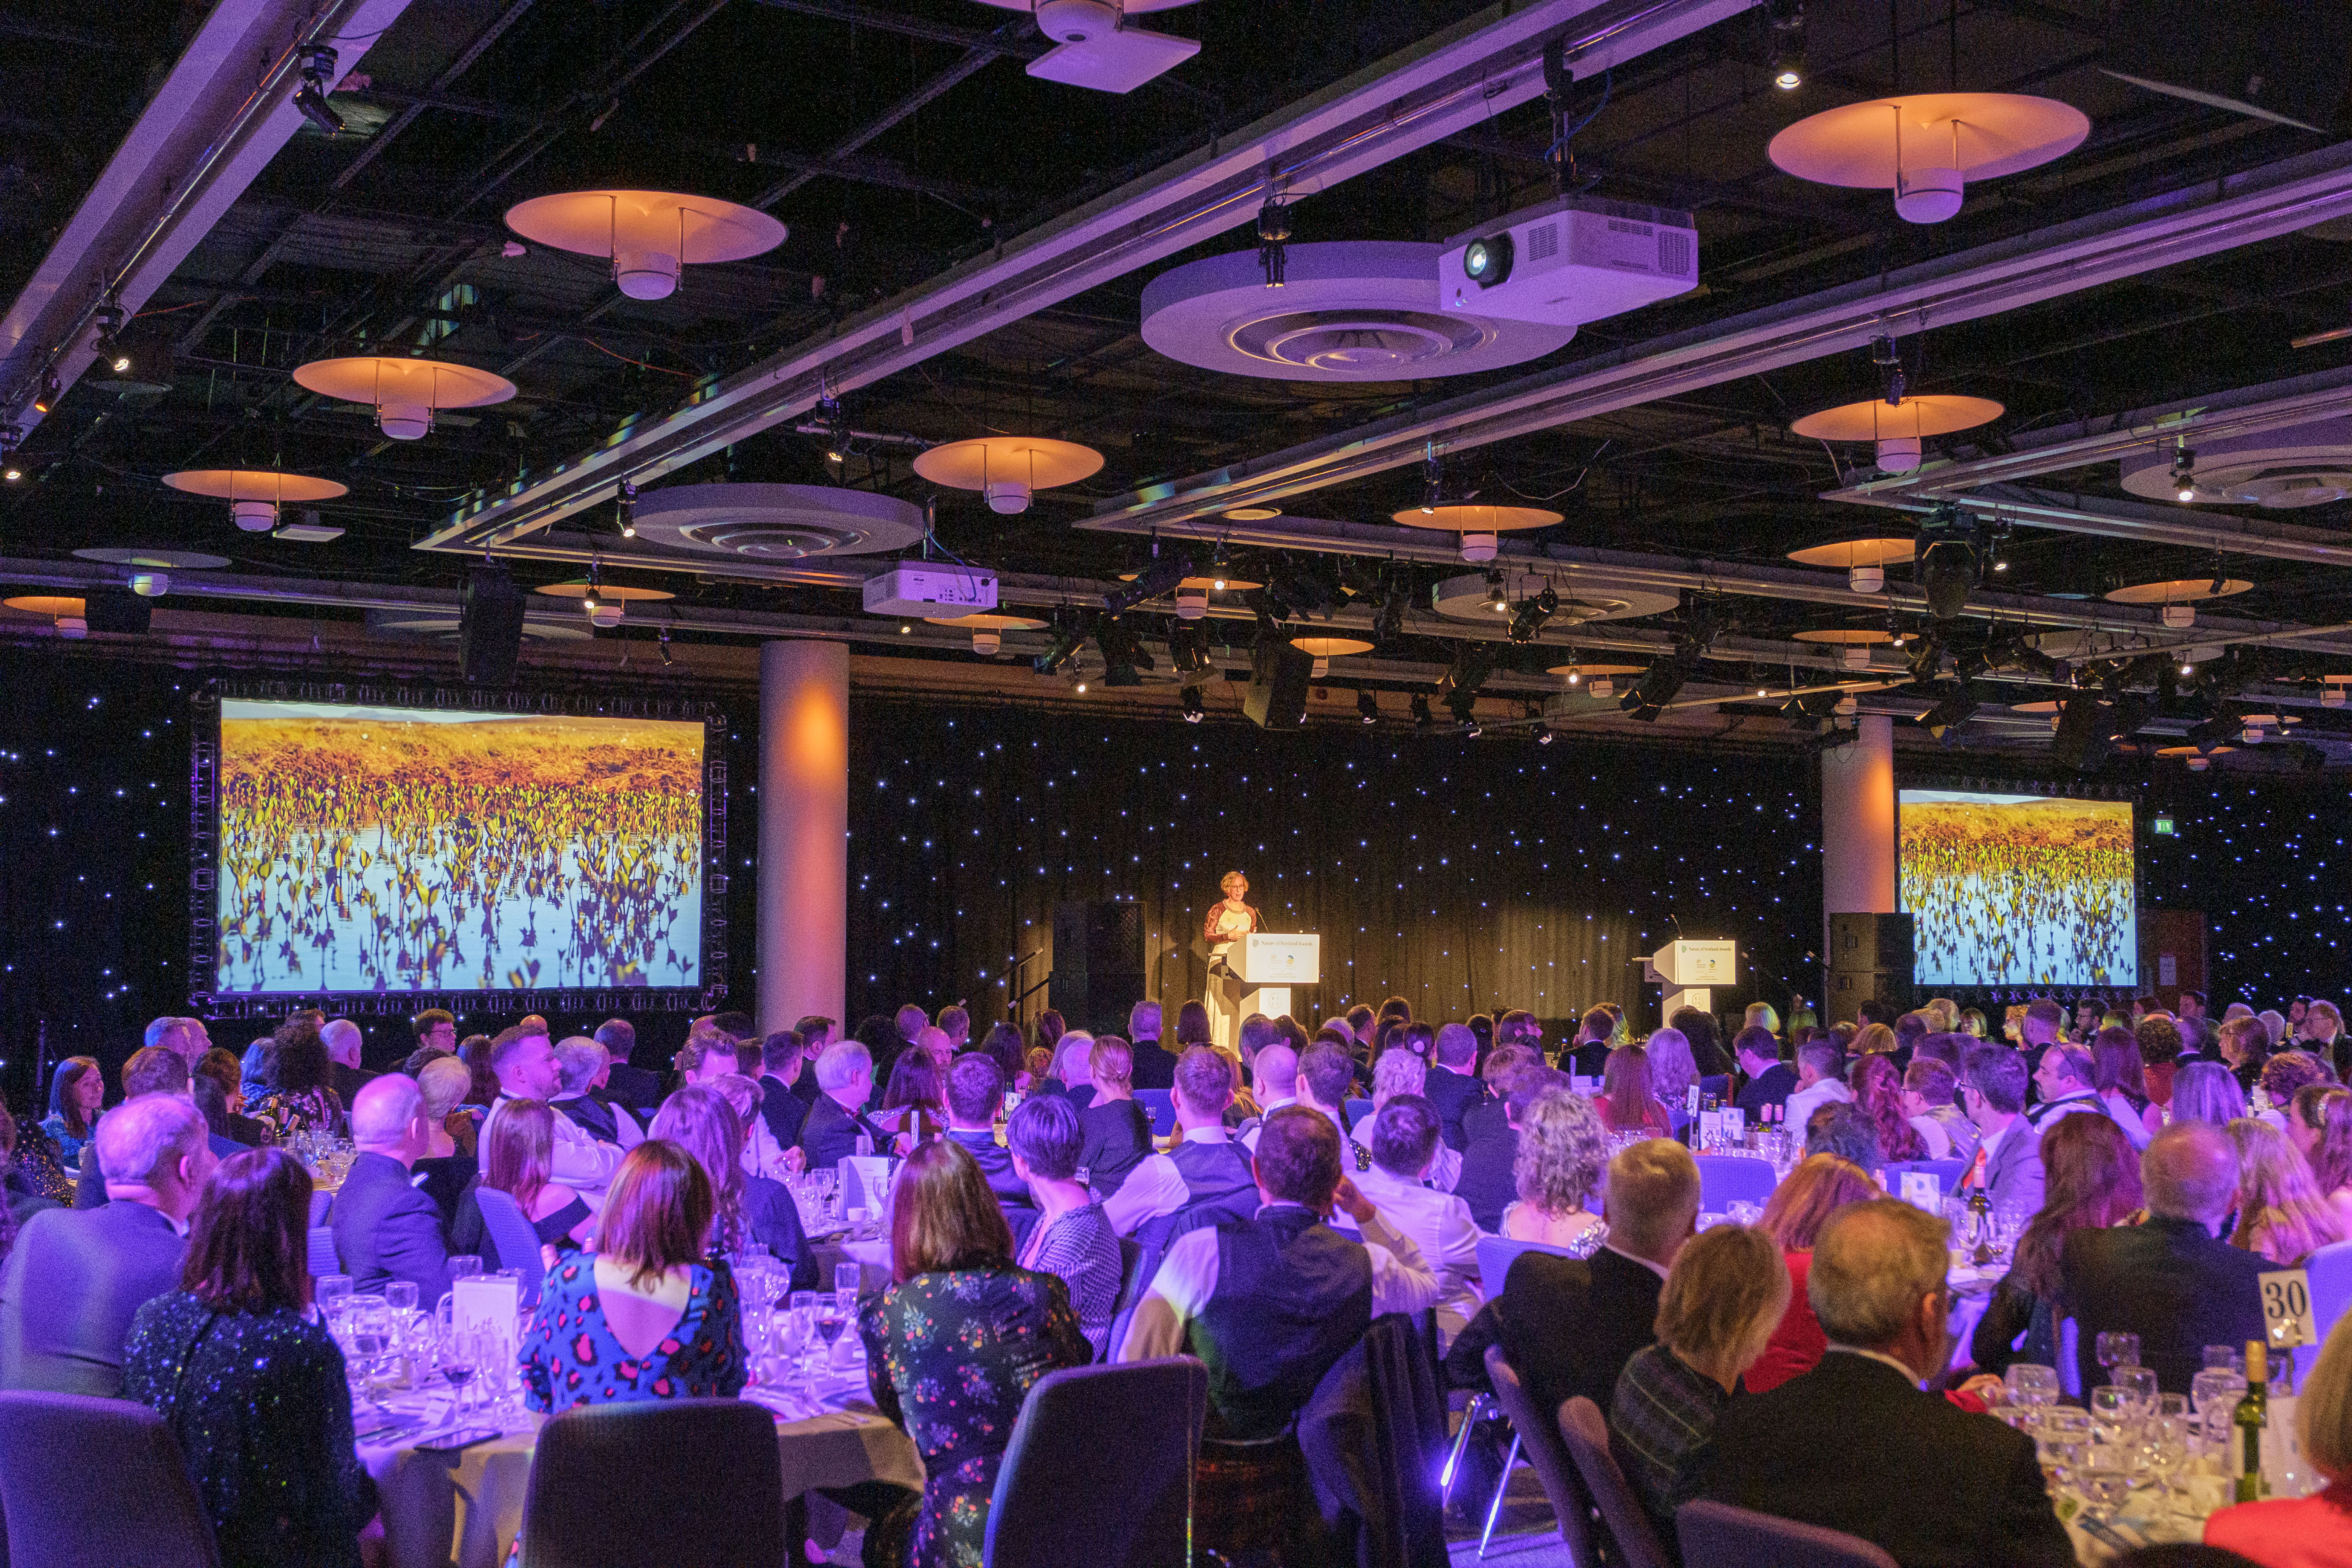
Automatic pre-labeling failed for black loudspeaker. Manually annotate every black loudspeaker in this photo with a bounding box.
[2103,2,2351,133]
[1243,640,1313,730]
[1050,900,1147,1035]
[83,590,151,635]
[1826,968,1913,1026]
[459,564,526,684]
[1828,912,1914,975]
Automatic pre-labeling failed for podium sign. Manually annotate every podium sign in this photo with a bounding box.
[1233,933,1320,1022]
[1642,938,1737,1017]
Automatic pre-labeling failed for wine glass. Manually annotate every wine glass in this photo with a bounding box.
[2078,1445,2135,1520]
[2090,1386,2140,1448]
[2113,1364,2159,1421]
[447,1255,483,1283]
[814,1297,846,1375]
[835,1262,861,1298]
[2005,1363,2060,1410]
[2096,1332,2142,1381]
[440,1325,481,1416]
[315,1274,353,1331]
[344,1297,392,1407]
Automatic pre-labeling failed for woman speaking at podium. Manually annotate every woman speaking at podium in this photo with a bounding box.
[1201,870,1262,1052]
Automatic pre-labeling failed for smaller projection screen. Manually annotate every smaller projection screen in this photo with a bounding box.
[1898,789,2137,989]
[213,698,707,996]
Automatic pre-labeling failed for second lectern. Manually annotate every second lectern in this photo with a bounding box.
[1231,933,1320,1024]
[1642,938,1736,1018]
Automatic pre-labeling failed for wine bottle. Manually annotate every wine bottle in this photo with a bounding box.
[2236,1339,2270,1504]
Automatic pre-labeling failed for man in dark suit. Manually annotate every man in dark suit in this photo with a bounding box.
[594,1018,665,1118]
[322,1018,376,1108]
[1127,1000,1179,1091]
[789,1017,835,1108]
[943,1055,1034,1240]
[1731,1024,1796,1119]
[1684,1200,2073,1568]
[753,1029,811,1152]
[331,1075,452,1303]
[1421,1023,1487,1153]
[2059,1120,2269,1394]
[1566,1005,1616,1079]
[0,1095,213,1395]
[1495,1136,1699,1419]
[799,1039,888,1170]
[1453,1047,1546,1233]
[75,1047,245,1209]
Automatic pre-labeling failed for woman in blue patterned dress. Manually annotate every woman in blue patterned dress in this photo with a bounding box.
[859,1138,1092,1568]
[519,1139,747,1410]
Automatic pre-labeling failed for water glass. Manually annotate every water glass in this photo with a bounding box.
[447,1255,482,1283]
[315,1274,353,1328]
[2205,1344,2247,1377]
[384,1281,420,1315]
[835,1262,861,1297]
[2096,1332,2142,1377]
[2005,1363,2061,1409]
[2079,1445,2136,1518]
[440,1325,482,1415]
[2091,1386,2141,1447]
[2113,1364,2159,1416]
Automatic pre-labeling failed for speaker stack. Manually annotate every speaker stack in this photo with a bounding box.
[1243,640,1313,729]
[1825,912,1914,1024]
[459,564,527,684]
[1050,900,1147,1036]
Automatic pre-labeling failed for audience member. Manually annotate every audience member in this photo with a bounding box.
[1006,1094,1122,1358]
[2261,1051,2333,1127]
[2059,1121,2268,1393]
[1805,1102,1884,1172]
[1453,1044,1543,1231]
[1594,1044,1674,1137]
[652,1085,815,1288]
[2029,1041,2105,1134]
[593,1018,663,1115]
[248,1015,345,1139]
[1568,1006,1615,1078]
[1972,1112,2144,1376]
[1960,1045,2046,1216]
[799,1038,888,1169]
[674,1030,742,1089]
[1355,1094,1483,1348]
[1686,1200,2075,1568]
[1102,1047,1260,1299]
[2220,1014,2274,1096]
[2304,1089,2352,1234]
[490,1025,621,1187]
[1077,1036,1154,1196]
[74,1046,241,1208]
[547,1036,628,1145]
[863,1139,1091,1566]
[1499,1083,1608,1253]
[2230,1116,2349,1266]
[332,1074,452,1303]
[1609,1223,1790,1549]
[1901,1058,1979,1162]
[1127,1000,1179,1090]
[1347,1047,1462,1190]
[451,1097,593,1274]
[1293,1040,1358,1142]
[942,1054,1034,1233]
[975,1020,1031,1094]
[2140,1015,2190,1108]
[320,1017,374,1107]
[937,1004,972,1057]
[1733,1026,1795,1118]
[41,1055,103,1165]
[0,1095,211,1395]
[410,1007,458,1059]
[2205,1310,2352,1565]
[409,1055,478,1229]
[1048,1031,1098,1110]
[1645,1027,1699,1130]
[1784,1037,1854,1130]
[2173,1060,2251,1128]
[877,1048,946,1145]
[1424,1022,1486,1150]
[1672,1006,1733,1078]
[1853,1053,1928,1162]
[2091,1025,2159,1148]
[1493,1138,1700,1421]
[122,1148,373,1568]
[1746,1153,1879,1393]
[456,1035,499,1107]
[521,1139,747,1410]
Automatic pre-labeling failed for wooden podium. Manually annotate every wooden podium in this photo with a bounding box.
[1642,938,1736,1018]
[1231,933,1320,1023]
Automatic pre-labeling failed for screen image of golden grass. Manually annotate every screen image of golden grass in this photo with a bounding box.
[1898,790,2136,988]
[216,700,704,994]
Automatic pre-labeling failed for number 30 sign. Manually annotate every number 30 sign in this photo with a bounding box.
[2261,1269,2319,1349]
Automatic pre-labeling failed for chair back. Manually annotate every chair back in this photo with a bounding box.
[1879,1159,1966,1197]
[1674,1499,1898,1568]
[518,1399,782,1568]
[1557,1395,1673,1568]
[1102,1236,1146,1362]
[1133,1089,1176,1137]
[1297,1314,1448,1568]
[472,1187,547,1306]
[1692,1155,1777,1211]
[309,1188,333,1226]
[2298,1238,2352,1380]
[1483,1347,1597,1567]
[1344,1098,1375,1131]
[0,1390,222,1568]
[985,1358,1206,1568]
[306,1224,340,1277]
[1477,1233,1573,1295]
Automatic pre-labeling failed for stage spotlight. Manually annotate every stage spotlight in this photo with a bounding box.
[1767,0,1805,89]
[1410,692,1433,728]
[2172,442,2197,502]
[1033,620,1084,676]
[1096,621,1151,686]
[1181,686,1205,723]
[1484,571,1510,614]
[1536,726,1555,744]
[1920,684,1981,743]
[2107,694,2151,741]
[293,45,346,135]
[2186,709,2238,751]
[1507,585,1559,644]
[1358,689,1379,724]
[1105,553,1188,617]
[1620,660,1686,722]
[1374,584,1407,645]
[2050,691,2113,771]
[1168,620,1212,675]
[617,481,637,539]
[1448,683,1480,728]
[1209,544,1231,592]
[1913,503,1980,622]
[1438,641,1497,700]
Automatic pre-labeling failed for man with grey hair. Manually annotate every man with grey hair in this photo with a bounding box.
[2056,1121,2268,1394]
[0,1095,212,1395]
[1687,1199,2072,1567]
[1129,999,1177,1090]
[332,1074,453,1304]
[1781,1036,1852,1132]
[798,1038,885,1170]
[142,1014,210,1066]
[321,1016,375,1106]
[552,1036,638,1147]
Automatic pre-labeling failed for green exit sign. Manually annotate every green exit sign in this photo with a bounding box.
[2153,816,2177,836]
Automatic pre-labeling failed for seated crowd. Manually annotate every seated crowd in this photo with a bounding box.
[0,986,2348,1568]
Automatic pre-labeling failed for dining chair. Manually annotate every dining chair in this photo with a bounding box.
[1557,1396,1673,1568]
[306,1223,340,1277]
[985,1357,1207,1567]
[1675,1498,1899,1568]
[0,1391,222,1568]
[472,1187,549,1306]
[517,1399,782,1568]
[1133,1089,1176,1136]
[1482,1346,1598,1566]
[1692,1154,1778,1211]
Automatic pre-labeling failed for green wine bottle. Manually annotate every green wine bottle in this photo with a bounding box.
[2236,1340,2270,1504]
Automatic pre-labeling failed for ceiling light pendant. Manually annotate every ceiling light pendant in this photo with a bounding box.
[1790,394,2003,475]
[1768,93,2089,224]
[926,612,1045,656]
[1394,501,1561,562]
[504,191,787,303]
[6,596,87,637]
[1589,677,1615,700]
[2188,754,2211,770]
[164,469,349,532]
[1292,635,1374,681]
[130,573,168,597]
[291,356,516,441]
[912,436,1103,515]
[2104,576,2251,629]
[533,579,672,629]
[2323,680,2347,709]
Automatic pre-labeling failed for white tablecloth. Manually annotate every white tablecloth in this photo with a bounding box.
[362,1369,922,1568]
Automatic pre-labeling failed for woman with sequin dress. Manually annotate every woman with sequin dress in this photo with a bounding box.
[859,1138,1092,1568]
[121,1147,375,1568]
[245,1021,346,1141]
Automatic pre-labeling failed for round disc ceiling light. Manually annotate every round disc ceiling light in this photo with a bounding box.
[1430,570,1678,625]
[926,612,1046,657]
[1395,502,1562,564]
[534,579,675,628]
[164,469,348,533]
[1118,571,1259,620]
[504,190,787,302]
[1290,634,1374,678]
[1141,241,1577,382]
[1768,93,2089,223]
[912,436,1102,515]
[1793,626,1896,670]
[1787,535,1917,593]
[72,545,230,599]
[291,356,516,441]
[1789,394,2003,474]
[366,608,590,644]
[2119,418,2352,508]
[2103,576,2252,629]
[4,596,87,637]
[625,484,926,562]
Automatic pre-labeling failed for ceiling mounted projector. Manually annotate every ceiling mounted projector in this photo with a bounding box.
[970,0,1202,93]
[2118,417,2352,508]
[1142,241,1576,381]
[1438,196,1700,328]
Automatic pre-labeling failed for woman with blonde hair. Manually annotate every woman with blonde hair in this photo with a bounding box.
[1745,1154,1879,1392]
[411,1055,480,1230]
[1851,1021,1898,1058]
[1348,1046,1464,1190]
[651,1085,816,1288]
[452,1099,593,1274]
[1643,1028,1698,1132]
[1076,1036,1153,1197]
[1592,1044,1673,1138]
[1608,1225,1791,1540]
[2232,1116,2352,1266]
[1500,1086,1608,1253]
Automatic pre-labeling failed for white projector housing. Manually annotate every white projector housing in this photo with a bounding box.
[862,564,999,618]
[1438,196,1699,328]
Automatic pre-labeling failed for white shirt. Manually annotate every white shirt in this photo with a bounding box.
[1783,1075,1853,1131]
[1102,1126,1238,1237]
[1346,1162,1483,1348]
[495,1095,621,1189]
[1239,1096,1298,1153]
[1119,1201,1439,1362]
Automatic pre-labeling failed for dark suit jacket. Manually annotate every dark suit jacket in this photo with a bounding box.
[76,1133,245,1210]
[1734,1061,1798,1118]
[1422,1064,1485,1152]
[1128,1039,1179,1090]
[602,1061,665,1116]
[2058,1214,2269,1394]
[1684,1351,2074,1568]
[329,1061,377,1107]
[0,1199,186,1395]
[1452,1101,1519,1233]
[1568,1039,1612,1078]
[798,1092,885,1171]
[329,1151,451,1304]
[1493,1246,1663,1423]
[758,1076,810,1150]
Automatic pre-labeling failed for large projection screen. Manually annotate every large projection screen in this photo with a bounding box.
[213,699,707,996]
[1898,789,2137,989]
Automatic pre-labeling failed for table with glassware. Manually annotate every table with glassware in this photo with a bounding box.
[320,1253,922,1568]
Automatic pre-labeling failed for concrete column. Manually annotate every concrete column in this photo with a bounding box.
[1821,712,1897,945]
[758,640,848,1033]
